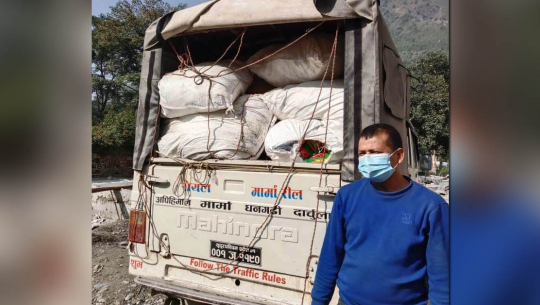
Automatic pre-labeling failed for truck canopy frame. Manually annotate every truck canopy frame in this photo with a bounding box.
[133,0,411,182]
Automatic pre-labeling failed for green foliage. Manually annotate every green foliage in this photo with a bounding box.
[410,52,449,160]
[438,166,449,177]
[92,0,185,150]
[92,109,137,150]
[381,1,449,156]
[380,0,449,64]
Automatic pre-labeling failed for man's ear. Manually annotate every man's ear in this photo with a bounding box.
[396,148,405,165]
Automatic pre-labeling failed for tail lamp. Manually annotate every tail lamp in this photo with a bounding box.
[128,210,146,244]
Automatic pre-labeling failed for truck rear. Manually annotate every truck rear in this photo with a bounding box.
[130,160,341,304]
[128,0,418,304]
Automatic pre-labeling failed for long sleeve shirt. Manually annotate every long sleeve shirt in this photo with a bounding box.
[451,194,540,305]
[311,178,449,305]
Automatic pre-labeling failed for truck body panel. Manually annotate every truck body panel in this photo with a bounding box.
[129,1,416,303]
[130,162,341,304]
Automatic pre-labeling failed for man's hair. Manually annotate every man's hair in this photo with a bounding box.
[360,123,403,151]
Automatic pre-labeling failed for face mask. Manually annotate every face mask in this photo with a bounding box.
[358,151,398,183]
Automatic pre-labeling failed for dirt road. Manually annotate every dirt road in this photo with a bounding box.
[92,220,167,305]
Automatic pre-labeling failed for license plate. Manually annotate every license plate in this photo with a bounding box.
[210,241,262,266]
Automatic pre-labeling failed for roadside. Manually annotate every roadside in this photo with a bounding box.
[92,220,166,305]
[420,175,450,202]
[91,178,132,230]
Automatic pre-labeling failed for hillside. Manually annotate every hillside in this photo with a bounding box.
[380,0,449,64]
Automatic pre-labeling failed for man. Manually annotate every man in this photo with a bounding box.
[311,124,449,305]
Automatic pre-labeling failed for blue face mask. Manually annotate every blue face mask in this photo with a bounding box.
[358,151,398,183]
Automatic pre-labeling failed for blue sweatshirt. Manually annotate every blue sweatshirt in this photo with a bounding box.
[311,178,449,305]
[451,194,540,305]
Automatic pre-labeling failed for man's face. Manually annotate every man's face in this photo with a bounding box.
[358,133,403,169]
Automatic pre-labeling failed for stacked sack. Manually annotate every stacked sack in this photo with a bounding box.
[262,81,344,163]
[158,95,275,160]
[247,33,344,87]
[157,60,275,160]
[157,33,344,163]
[159,60,253,117]
[247,33,344,163]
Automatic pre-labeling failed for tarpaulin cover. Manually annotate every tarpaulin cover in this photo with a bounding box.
[133,0,410,182]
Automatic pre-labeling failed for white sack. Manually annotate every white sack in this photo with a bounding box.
[158,95,274,160]
[263,80,344,150]
[246,33,344,87]
[262,79,343,120]
[158,60,253,118]
[264,119,343,163]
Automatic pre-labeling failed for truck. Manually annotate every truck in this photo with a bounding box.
[128,0,419,304]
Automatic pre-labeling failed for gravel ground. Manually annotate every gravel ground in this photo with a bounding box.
[92,220,167,305]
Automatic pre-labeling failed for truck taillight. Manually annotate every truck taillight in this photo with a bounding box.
[128,210,146,244]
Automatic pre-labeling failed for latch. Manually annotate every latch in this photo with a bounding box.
[309,186,339,194]
[146,175,169,184]
[159,233,171,258]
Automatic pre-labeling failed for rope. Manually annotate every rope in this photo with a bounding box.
[131,172,171,262]
[185,40,194,67]
[156,22,341,276]
[169,29,250,156]
[300,23,340,305]
[228,29,246,68]
[158,90,249,199]
[206,79,213,153]
[167,22,325,162]
[200,27,247,74]
[165,21,326,167]
[167,21,325,82]
[135,22,340,290]
[192,162,212,186]
[158,155,214,198]
[229,95,250,158]
[172,165,189,197]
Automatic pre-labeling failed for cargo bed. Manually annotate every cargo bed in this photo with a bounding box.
[130,0,415,303]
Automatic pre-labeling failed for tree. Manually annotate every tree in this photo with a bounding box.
[92,109,137,151]
[409,52,449,160]
[92,0,186,150]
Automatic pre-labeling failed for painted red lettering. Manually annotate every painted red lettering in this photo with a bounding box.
[130,259,143,270]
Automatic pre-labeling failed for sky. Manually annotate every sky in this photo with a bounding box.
[92,0,208,16]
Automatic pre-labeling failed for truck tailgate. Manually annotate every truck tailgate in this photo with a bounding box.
[129,161,341,304]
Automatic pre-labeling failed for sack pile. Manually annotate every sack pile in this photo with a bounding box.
[159,60,253,118]
[157,95,274,160]
[247,33,344,87]
[157,60,272,160]
[261,80,344,163]
[264,119,342,163]
[157,32,344,163]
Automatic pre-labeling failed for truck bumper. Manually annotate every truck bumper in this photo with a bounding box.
[134,276,270,305]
